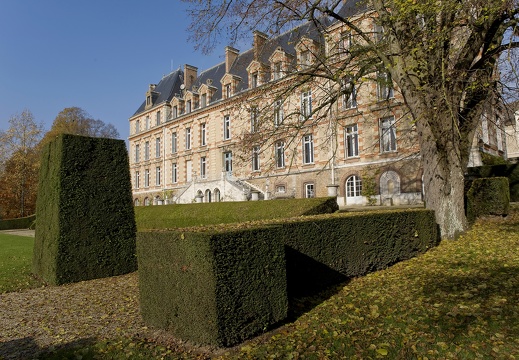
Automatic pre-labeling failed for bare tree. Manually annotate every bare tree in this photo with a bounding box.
[183,0,519,238]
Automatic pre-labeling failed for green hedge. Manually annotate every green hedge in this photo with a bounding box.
[0,214,36,230]
[137,227,287,347]
[466,177,510,223]
[135,197,338,230]
[466,164,519,202]
[32,134,137,285]
[282,209,439,296]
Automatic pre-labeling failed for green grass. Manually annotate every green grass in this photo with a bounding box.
[0,234,44,293]
[134,197,338,230]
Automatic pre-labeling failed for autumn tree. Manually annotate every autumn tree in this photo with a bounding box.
[40,107,120,147]
[183,0,519,238]
[0,110,44,218]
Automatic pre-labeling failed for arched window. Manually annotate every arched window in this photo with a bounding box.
[205,189,212,203]
[346,175,362,197]
[214,188,221,202]
[144,197,150,206]
[380,171,400,196]
[134,199,140,206]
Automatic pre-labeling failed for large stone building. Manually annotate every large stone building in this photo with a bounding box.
[128,4,505,207]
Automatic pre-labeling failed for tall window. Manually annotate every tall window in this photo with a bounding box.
[251,72,259,88]
[301,90,312,119]
[186,100,192,113]
[201,123,207,146]
[250,107,259,133]
[223,115,231,140]
[173,106,178,118]
[275,141,285,168]
[304,183,315,198]
[274,99,284,126]
[345,124,359,158]
[377,71,394,100]
[135,144,140,163]
[172,162,178,183]
[144,169,150,187]
[252,146,260,171]
[273,62,282,80]
[135,171,140,188]
[302,134,314,164]
[155,138,161,158]
[200,156,207,179]
[225,84,231,98]
[300,50,311,67]
[224,151,233,174]
[135,120,140,134]
[156,111,161,126]
[186,160,192,182]
[201,93,207,107]
[155,166,161,186]
[145,116,150,130]
[346,175,362,197]
[185,127,191,150]
[171,132,177,153]
[339,31,352,55]
[380,116,397,152]
[342,77,357,109]
[144,141,150,161]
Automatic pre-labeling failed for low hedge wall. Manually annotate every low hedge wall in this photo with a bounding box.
[137,226,287,347]
[0,214,36,230]
[466,177,510,223]
[135,197,338,230]
[466,164,519,202]
[138,208,438,347]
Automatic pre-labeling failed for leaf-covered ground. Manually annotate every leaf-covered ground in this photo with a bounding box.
[1,212,519,359]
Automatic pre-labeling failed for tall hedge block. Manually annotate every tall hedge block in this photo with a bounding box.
[33,134,137,285]
[137,227,287,347]
[467,177,510,223]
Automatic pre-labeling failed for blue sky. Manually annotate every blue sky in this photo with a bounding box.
[0,0,227,141]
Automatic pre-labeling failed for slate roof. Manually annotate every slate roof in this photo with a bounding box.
[132,0,365,117]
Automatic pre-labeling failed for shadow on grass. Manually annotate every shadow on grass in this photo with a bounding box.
[0,337,96,360]
[419,262,519,342]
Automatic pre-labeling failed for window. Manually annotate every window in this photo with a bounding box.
[144,169,150,187]
[339,31,352,54]
[200,156,206,178]
[144,141,150,161]
[225,84,231,98]
[172,162,178,183]
[186,100,192,113]
[275,141,285,168]
[224,151,233,173]
[135,144,140,163]
[252,146,260,171]
[185,127,191,150]
[173,106,178,118]
[300,50,311,67]
[250,107,259,133]
[135,120,140,134]
[377,71,394,100]
[155,137,161,158]
[274,99,284,126]
[276,185,286,193]
[155,167,161,186]
[302,134,314,164]
[156,111,161,126]
[201,93,207,107]
[273,62,282,80]
[346,175,362,197]
[380,116,397,152]
[135,171,140,188]
[374,23,384,43]
[345,124,359,158]
[201,123,207,146]
[223,115,231,140]
[186,160,192,182]
[145,116,150,130]
[304,183,315,198]
[342,77,357,109]
[301,90,312,119]
[251,72,259,88]
[171,132,177,153]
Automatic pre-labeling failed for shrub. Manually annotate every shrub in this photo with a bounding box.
[466,164,519,202]
[466,177,510,223]
[137,227,287,347]
[32,134,137,285]
[0,214,36,230]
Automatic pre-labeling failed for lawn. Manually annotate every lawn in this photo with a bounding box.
[0,234,44,293]
[2,212,519,359]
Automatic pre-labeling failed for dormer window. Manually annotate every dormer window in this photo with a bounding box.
[201,93,207,107]
[273,62,282,80]
[251,72,259,88]
[186,100,192,113]
[173,106,178,118]
[225,84,232,98]
[300,50,311,68]
[146,95,151,106]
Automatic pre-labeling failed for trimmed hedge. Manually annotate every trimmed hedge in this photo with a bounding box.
[466,177,510,223]
[32,134,137,285]
[282,209,439,296]
[137,227,287,347]
[135,197,338,230]
[0,214,36,230]
[467,164,519,202]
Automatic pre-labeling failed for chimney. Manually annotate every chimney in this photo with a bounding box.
[184,64,198,90]
[225,46,239,73]
[253,30,268,60]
